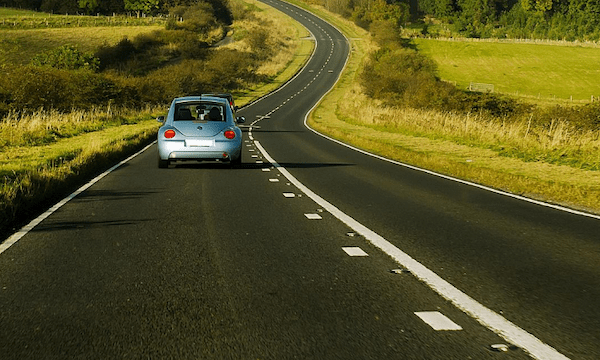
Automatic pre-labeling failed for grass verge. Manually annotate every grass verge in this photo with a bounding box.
[232,0,314,106]
[0,113,160,239]
[301,3,600,215]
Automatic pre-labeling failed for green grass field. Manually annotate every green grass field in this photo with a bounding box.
[414,39,600,103]
[0,6,165,65]
[0,7,39,16]
[0,26,162,66]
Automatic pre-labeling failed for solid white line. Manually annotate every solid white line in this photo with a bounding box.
[250,1,571,358]
[0,141,157,255]
[254,140,569,360]
[415,311,463,331]
[303,111,600,220]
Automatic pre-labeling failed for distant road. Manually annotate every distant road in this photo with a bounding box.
[1,1,599,359]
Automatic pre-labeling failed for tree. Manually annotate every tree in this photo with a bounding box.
[369,0,410,25]
[78,0,99,14]
[124,0,160,17]
[522,0,553,12]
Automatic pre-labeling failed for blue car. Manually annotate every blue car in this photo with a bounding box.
[157,96,246,168]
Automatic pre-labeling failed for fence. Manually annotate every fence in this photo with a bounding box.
[469,82,494,93]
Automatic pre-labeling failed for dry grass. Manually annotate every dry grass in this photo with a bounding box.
[0,119,159,235]
[311,83,600,213]
[338,87,600,170]
[231,0,313,105]
[0,106,163,175]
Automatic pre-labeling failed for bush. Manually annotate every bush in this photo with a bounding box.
[0,66,140,112]
[203,49,261,89]
[360,46,438,104]
[31,45,99,72]
[360,43,531,118]
[95,38,136,71]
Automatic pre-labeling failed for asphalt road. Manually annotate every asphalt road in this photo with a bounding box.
[1,1,599,359]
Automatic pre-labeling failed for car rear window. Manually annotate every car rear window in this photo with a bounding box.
[174,102,225,122]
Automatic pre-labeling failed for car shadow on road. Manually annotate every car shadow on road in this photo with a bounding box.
[169,162,355,170]
[32,218,154,232]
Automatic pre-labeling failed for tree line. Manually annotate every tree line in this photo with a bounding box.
[0,0,224,16]
[416,0,600,41]
[318,0,600,41]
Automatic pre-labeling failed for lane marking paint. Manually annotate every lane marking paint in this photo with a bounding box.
[303,111,600,221]
[415,311,463,331]
[0,141,156,255]
[253,140,569,360]
[342,246,368,257]
[283,192,296,198]
[247,2,570,358]
[305,213,322,220]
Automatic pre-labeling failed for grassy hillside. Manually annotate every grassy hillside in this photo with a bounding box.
[0,8,39,16]
[0,26,162,66]
[414,39,600,103]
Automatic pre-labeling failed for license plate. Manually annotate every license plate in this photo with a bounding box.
[186,139,214,147]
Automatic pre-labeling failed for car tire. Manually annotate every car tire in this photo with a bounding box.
[158,158,170,169]
[230,153,242,168]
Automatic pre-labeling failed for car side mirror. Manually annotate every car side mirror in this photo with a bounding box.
[236,116,246,124]
[157,116,165,123]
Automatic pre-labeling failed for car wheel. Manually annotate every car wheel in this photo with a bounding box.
[158,158,170,168]
[230,153,242,168]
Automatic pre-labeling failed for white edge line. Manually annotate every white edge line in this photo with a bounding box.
[271,3,600,222]
[305,120,600,220]
[246,2,571,358]
[0,141,156,255]
[240,3,318,112]
[254,140,569,360]
[301,81,599,221]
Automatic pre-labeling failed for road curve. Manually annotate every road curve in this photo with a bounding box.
[1,1,599,359]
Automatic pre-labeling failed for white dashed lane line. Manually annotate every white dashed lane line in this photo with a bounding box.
[342,247,368,257]
[244,4,569,358]
[415,311,463,331]
[252,140,569,360]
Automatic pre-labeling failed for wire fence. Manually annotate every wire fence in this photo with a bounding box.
[0,13,167,29]
[418,35,600,48]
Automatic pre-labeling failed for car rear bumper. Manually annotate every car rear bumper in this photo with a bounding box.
[158,140,242,161]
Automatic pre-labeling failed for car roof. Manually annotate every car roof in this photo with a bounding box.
[173,96,229,105]
[201,93,232,97]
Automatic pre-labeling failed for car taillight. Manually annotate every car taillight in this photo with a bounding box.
[224,130,236,139]
[164,130,176,139]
